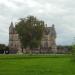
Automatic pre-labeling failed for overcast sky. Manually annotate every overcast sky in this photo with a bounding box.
[0,0,75,45]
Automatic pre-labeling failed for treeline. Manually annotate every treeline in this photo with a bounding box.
[57,45,72,50]
[0,44,9,54]
[57,45,72,54]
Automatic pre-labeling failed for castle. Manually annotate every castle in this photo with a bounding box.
[9,22,57,54]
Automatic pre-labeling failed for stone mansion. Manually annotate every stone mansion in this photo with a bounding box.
[9,22,57,54]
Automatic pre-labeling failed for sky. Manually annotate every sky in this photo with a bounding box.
[0,0,75,45]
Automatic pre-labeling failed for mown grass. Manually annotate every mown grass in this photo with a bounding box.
[0,54,74,75]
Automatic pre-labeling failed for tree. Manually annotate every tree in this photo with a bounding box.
[15,16,45,50]
[71,38,75,61]
[0,44,9,54]
[72,44,75,54]
[0,44,6,50]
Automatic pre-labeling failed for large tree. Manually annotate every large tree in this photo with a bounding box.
[15,16,45,49]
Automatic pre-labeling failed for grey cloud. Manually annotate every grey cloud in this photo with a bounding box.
[0,0,75,45]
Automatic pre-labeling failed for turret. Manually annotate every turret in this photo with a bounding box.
[52,24,55,28]
[9,22,14,34]
[52,24,56,38]
[51,24,57,53]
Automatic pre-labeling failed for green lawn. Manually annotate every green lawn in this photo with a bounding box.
[0,54,75,75]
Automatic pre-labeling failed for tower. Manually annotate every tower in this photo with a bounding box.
[9,22,15,53]
[9,22,22,53]
[41,24,57,53]
[51,24,57,53]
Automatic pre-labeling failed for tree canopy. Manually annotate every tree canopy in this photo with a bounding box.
[15,16,45,49]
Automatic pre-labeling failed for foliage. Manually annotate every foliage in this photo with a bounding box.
[15,16,45,49]
[0,44,6,50]
[57,45,72,53]
[72,44,75,58]
[0,44,9,54]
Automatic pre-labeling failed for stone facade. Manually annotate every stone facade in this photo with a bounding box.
[9,22,57,53]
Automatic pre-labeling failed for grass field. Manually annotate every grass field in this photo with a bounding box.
[0,54,75,75]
